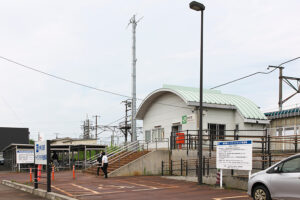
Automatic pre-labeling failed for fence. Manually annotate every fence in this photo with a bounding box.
[165,128,300,177]
[170,129,300,155]
[161,151,298,177]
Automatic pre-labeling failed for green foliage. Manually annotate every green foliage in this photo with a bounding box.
[106,145,119,154]
[29,139,35,144]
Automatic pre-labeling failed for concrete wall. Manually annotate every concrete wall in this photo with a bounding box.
[109,150,170,177]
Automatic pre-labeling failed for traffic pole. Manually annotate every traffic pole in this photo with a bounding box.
[37,165,41,181]
[30,168,32,182]
[216,170,220,185]
[52,166,54,181]
[46,140,51,192]
[73,165,75,180]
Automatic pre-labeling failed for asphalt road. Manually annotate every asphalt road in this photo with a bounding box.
[0,171,252,200]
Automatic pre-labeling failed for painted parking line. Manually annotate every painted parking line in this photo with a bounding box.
[213,195,249,200]
[129,178,179,189]
[116,179,158,189]
[75,190,127,197]
[52,185,74,197]
[98,184,135,190]
[71,183,100,194]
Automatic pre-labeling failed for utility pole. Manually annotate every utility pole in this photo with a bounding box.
[120,100,131,143]
[269,64,300,111]
[93,115,100,139]
[54,133,59,139]
[279,67,283,111]
[269,66,285,111]
[128,15,142,142]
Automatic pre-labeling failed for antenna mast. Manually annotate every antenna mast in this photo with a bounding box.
[128,14,142,141]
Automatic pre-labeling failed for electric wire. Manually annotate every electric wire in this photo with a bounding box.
[0,56,194,110]
[0,56,131,99]
[211,57,300,90]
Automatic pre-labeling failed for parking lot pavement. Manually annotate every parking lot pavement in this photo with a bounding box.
[0,171,251,200]
[0,184,44,200]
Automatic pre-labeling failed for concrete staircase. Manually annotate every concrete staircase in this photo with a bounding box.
[85,150,150,175]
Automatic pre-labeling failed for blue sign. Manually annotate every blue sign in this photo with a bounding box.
[217,140,252,146]
[35,141,47,165]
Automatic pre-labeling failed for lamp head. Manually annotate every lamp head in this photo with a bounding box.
[189,1,205,11]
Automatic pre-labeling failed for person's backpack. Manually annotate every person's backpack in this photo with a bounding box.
[97,155,103,163]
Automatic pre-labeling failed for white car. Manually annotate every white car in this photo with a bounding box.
[248,153,300,200]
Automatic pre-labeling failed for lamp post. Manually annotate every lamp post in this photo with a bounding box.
[189,1,205,185]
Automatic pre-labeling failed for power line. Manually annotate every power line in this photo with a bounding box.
[0,56,131,99]
[210,68,277,90]
[0,95,25,126]
[0,56,194,110]
[211,57,300,90]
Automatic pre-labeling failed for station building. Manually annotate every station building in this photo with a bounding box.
[136,85,269,149]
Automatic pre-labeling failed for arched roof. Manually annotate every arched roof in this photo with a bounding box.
[136,85,267,120]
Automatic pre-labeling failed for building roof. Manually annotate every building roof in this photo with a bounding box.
[136,84,267,120]
[265,107,300,119]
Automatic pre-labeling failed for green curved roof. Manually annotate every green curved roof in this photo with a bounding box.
[163,85,267,120]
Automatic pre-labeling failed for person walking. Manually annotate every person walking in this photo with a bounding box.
[101,152,108,178]
[96,153,103,176]
[52,151,59,171]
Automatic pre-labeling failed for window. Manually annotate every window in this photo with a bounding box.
[280,157,300,173]
[208,123,226,140]
[152,128,164,142]
[145,130,151,142]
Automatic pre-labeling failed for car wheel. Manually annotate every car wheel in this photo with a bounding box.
[253,185,271,200]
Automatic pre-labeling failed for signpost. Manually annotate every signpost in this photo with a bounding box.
[216,140,252,188]
[35,141,47,165]
[34,140,51,192]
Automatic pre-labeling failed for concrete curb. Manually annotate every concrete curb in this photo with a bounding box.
[1,180,77,200]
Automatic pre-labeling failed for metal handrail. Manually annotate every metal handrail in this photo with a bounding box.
[109,144,141,165]
[85,141,140,168]
[86,141,138,163]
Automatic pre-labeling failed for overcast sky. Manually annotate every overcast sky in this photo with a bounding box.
[0,0,299,142]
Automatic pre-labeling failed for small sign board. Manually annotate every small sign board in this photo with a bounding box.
[217,140,252,171]
[16,149,34,164]
[35,141,47,165]
[182,115,187,124]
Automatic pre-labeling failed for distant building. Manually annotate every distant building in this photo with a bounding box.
[51,137,97,145]
[265,107,300,135]
[136,85,269,149]
[0,127,29,151]
[265,107,300,128]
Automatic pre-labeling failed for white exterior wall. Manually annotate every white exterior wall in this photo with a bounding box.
[142,92,266,149]
[143,92,197,145]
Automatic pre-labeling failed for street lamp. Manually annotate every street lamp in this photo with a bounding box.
[189,1,205,185]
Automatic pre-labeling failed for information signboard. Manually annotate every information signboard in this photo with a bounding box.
[16,149,34,164]
[216,140,252,171]
[35,141,47,165]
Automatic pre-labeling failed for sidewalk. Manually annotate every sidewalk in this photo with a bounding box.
[0,184,44,200]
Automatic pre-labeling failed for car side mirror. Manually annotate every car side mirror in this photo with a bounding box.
[273,166,281,173]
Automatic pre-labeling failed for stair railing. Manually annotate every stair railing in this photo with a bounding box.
[109,141,142,165]
[85,140,140,169]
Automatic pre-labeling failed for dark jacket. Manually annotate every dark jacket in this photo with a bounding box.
[97,155,103,166]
